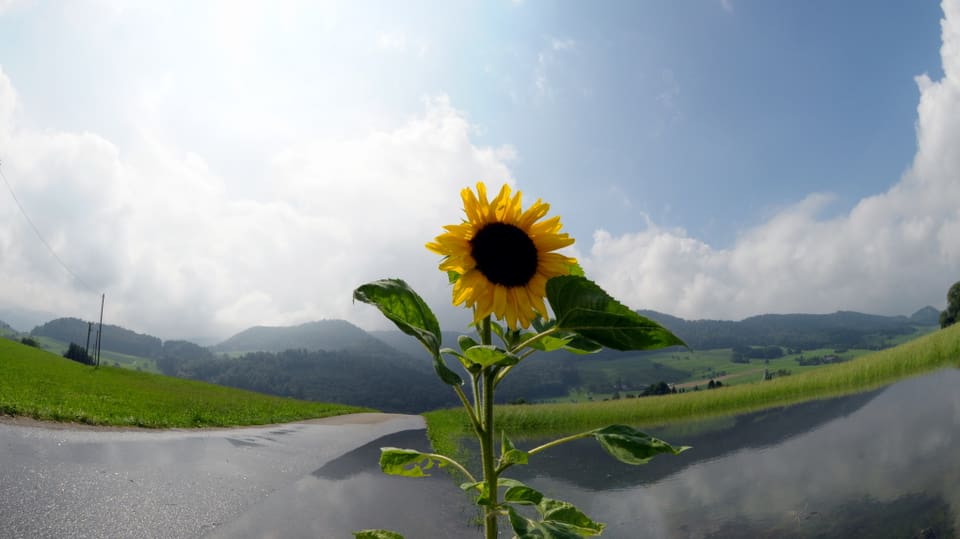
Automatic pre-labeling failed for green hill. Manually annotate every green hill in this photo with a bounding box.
[0,337,370,427]
[0,320,15,338]
[211,319,390,354]
[165,348,458,414]
[32,317,163,358]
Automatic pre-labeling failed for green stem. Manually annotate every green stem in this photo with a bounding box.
[476,316,499,539]
[452,384,481,434]
[472,373,482,424]
[481,317,492,347]
[425,452,477,484]
[511,326,560,352]
[492,327,559,386]
[481,367,498,539]
[527,431,595,458]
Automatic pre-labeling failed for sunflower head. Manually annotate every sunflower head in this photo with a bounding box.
[426,182,577,329]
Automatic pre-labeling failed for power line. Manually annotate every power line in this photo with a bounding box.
[0,159,99,295]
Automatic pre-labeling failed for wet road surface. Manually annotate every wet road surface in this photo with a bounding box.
[0,413,476,538]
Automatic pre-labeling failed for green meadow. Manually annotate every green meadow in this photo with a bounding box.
[0,338,371,427]
[424,322,960,457]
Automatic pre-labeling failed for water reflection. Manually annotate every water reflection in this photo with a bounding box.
[208,429,479,538]
[515,387,882,491]
[505,368,960,538]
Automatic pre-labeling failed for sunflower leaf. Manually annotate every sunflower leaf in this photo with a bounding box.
[591,425,691,465]
[505,500,605,538]
[433,356,463,386]
[379,447,449,477]
[442,347,481,376]
[463,345,519,368]
[567,261,586,277]
[458,335,478,352]
[562,334,603,354]
[546,276,685,351]
[500,432,529,466]
[526,334,573,352]
[353,279,442,358]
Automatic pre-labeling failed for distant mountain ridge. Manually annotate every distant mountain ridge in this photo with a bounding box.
[636,308,935,350]
[909,306,941,325]
[211,319,391,354]
[11,308,943,413]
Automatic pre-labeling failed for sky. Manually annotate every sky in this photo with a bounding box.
[0,0,958,341]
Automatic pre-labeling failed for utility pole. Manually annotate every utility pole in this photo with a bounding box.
[95,293,104,368]
[85,321,93,362]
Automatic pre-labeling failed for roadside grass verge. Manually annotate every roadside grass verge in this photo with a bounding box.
[0,338,372,428]
[424,323,960,457]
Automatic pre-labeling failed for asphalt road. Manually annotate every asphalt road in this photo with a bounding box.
[0,413,475,538]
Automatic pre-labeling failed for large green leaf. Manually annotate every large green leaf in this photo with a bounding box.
[508,506,584,539]
[353,530,405,539]
[538,499,605,536]
[546,276,685,351]
[503,483,543,505]
[591,425,691,465]
[506,501,605,538]
[353,279,441,358]
[562,335,603,354]
[379,447,449,477]
[501,480,604,537]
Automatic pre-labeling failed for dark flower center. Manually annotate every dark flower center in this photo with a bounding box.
[470,222,538,287]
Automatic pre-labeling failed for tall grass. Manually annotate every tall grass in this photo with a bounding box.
[0,338,372,427]
[424,323,960,457]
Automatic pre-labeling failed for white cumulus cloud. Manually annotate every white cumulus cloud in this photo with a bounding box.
[583,1,960,320]
[0,70,514,338]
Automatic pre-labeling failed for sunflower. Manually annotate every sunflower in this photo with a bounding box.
[426,182,577,329]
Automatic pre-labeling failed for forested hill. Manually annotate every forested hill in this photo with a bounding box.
[0,320,14,337]
[211,320,390,354]
[636,308,935,350]
[31,318,163,358]
[368,329,468,361]
[163,348,457,414]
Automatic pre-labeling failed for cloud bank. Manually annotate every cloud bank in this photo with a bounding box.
[584,1,960,320]
[0,78,514,338]
[2,3,960,340]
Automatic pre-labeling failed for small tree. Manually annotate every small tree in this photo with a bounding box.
[941,280,960,329]
[64,342,94,366]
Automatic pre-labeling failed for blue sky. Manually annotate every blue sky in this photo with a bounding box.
[0,1,958,339]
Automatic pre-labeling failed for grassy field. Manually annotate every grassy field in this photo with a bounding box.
[25,335,163,373]
[547,329,938,402]
[0,338,372,427]
[424,323,960,457]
